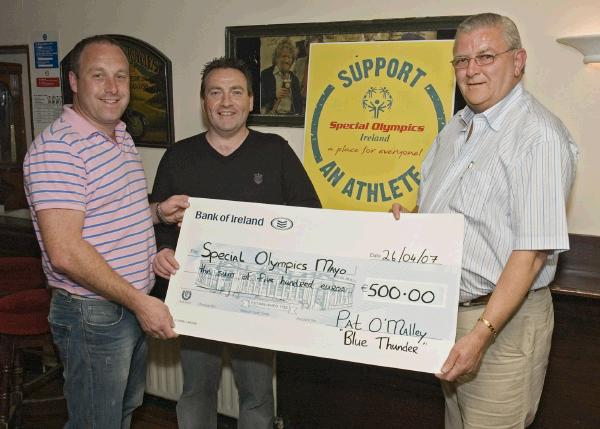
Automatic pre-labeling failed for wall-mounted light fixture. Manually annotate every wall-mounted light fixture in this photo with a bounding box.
[557,35,600,64]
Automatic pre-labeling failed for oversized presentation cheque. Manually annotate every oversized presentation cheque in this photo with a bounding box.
[165,198,464,373]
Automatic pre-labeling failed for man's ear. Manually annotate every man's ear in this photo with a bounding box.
[514,48,527,77]
[248,95,254,111]
[68,70,78,94]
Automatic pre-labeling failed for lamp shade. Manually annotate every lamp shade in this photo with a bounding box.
[557,35,600,64]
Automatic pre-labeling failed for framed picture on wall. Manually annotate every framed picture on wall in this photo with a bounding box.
[226,15,468,127]
[61,35,175,148]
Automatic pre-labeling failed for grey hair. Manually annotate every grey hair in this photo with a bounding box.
[456,13,522,50]
[271,38,297,64]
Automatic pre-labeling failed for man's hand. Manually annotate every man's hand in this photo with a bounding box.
[154,195,190,226]
[391,203,414,220]
[276,87,290,99]
[132,294,177,339]
[436,250,548,382]
[153,248,179,279]
[436,323,493,381]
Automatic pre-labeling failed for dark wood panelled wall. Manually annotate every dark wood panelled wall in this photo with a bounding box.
[1,217,598,428]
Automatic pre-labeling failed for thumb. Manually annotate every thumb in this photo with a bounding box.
[440,349,459,374]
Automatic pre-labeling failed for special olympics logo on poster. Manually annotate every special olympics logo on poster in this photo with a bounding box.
[305,42,455,211]
[362,87,393,119]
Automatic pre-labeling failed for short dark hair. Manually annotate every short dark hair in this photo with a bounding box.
[200,57,253,97]
[69,35,125,76]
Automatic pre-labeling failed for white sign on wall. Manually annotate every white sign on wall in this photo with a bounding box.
[30,31,63,136]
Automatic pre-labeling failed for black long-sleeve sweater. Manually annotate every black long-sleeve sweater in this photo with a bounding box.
[151,129,321,251]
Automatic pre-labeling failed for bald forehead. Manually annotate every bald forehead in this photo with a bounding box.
[453,25,508,54]
[82,41,127,59]
[77,42,128,72]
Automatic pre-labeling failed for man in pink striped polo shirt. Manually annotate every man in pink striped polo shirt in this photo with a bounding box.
[23,35,188,429]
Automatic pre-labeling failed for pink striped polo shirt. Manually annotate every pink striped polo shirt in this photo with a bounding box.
[23,105,156,298]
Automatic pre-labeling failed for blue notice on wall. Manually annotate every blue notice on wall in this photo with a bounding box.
[34,41,59,68]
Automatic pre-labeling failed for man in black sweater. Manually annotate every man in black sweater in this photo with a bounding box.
[151,57,320,429]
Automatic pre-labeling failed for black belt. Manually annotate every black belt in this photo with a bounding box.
[459,293,492,307]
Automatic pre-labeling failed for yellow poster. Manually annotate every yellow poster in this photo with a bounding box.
[304,41,455,211]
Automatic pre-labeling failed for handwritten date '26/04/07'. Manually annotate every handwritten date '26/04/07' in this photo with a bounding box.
[371,247,439,264]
